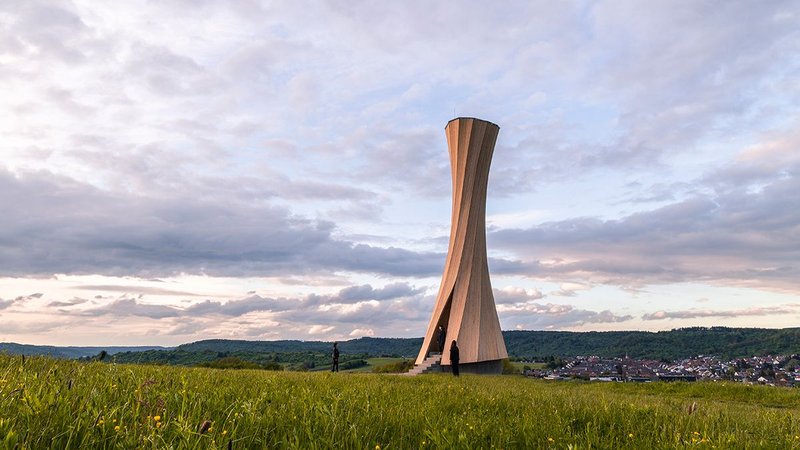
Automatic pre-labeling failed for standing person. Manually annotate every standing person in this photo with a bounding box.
[450,340,460,377]
[437,325,446,353]
[331,342,340,372]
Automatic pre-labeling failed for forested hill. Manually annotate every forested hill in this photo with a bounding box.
[176,328,800,360]
[0,343,168,359]
[176,337,422,356]
[503,327,800,360]
[4,328,799,363]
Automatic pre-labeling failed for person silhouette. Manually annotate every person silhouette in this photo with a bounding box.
[331,342,340,372]
[450,340,460,376]
[437,325,446,353]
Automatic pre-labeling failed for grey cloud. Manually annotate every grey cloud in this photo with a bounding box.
[184,295,296,316]
[702,130,800,190]
[620,182,696,205]
[3,0,797,204]
[302,282,427,310]
[490,171,800,291]
[3,1,89,65]
[0,293,45,310]
[550,289,577,297]
[334,282,425,302]
[163,318,217,336]
[278,293,432,327]
[72,285,202,296]
[75,282,425,321]
[35,283,434,339]
[584,1,798,165]
[48,297,88,307]
[642,305,798,321]
[483,1,800,194]
[78,298,182,319]
[13,284,639,339]
[354,126,449,196]
[488,257,539,275]
[493,287,545,305]
[0,318,78,334]
[499,302,633,329]
[0,170,445,278]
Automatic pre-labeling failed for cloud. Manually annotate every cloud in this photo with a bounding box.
[308,325,335,335]
[0,292,44,310]
[494,286,545,305]
[72,281,427,322]
[72,285,202,296]
[642,305,799,320]
[493,284,633,328]
[328,282,425,302]
[490,167,800,292]
[47,297,88,307]
[0,169,447,278]
[349,328,375,337]
[184,295,293,316]
[499,301,633,330]
[0,280,430,341]
[15,293,44,302]
[78,298,183,319]
[550,282,591,297]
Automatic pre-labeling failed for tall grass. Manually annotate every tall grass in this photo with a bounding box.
[1,354,799,448]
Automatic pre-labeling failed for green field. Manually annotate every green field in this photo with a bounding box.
[342,358,408,373]
[2,354,800,449]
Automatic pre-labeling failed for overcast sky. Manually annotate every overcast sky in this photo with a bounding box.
[2,0,799,346]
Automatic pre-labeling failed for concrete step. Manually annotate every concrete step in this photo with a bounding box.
[405,354,442,376]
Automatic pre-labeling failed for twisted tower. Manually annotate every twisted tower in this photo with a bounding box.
[416,117,508,374]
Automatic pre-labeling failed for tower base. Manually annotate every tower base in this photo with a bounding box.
[441,359,503,375]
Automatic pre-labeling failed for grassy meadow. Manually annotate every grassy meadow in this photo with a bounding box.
[342,358,407,373]
[2,354,800,449]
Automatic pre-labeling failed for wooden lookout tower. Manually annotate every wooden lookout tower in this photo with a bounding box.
[414,117,508,374]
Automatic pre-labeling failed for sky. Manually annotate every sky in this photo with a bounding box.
[1,0,799,346]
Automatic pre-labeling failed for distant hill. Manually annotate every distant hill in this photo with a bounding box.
[109,337,423,369]
[5,327,799,365]
[0,343,169,359]
[503,327,800,360]
[177,337,422,357]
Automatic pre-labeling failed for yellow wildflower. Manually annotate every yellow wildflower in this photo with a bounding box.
[628,433,634,438]
[222,430,228,436]
[114,426,120,431]
[547,437,554,443]
[154,415,161,422]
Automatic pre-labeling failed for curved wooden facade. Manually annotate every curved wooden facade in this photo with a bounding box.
[415,117,508,370]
